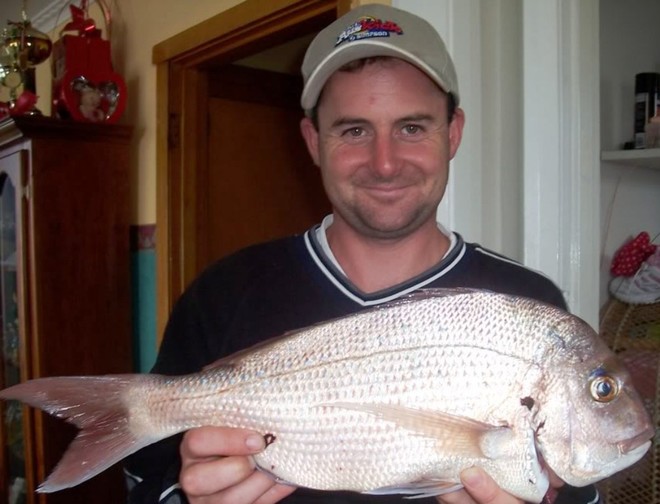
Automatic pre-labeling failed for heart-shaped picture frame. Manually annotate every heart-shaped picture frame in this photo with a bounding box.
[58,73,127,123]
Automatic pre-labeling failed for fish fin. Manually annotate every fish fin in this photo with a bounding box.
[254,464,298,487]
[324,402,506,458]
[0,375,158,492]
[365,479,463,499]
[393,287,482,303]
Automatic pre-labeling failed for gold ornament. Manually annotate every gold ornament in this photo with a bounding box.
[4,20,52,69]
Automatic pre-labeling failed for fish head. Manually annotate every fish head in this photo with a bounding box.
[534,317,654,488]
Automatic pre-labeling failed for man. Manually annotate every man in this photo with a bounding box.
[126,5,601,504]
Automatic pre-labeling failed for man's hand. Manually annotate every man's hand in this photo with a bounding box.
[437,467,524,504]
[179,426,295,504]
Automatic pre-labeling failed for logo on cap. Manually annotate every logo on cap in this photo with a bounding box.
[335,16,403,47]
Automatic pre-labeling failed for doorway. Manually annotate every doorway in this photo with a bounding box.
[204,63,330,262]
[153,0,348,336]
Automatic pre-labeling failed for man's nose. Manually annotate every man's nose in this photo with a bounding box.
[370,135,399,178]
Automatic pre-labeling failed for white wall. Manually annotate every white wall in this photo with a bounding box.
[480,1,523,261]
[521,1,600,327]
[599,0,660,307]
[396,0,600,327]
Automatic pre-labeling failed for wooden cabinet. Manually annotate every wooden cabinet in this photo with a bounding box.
[0,116,132,504]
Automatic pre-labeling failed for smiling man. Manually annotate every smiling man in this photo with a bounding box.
[125,5,601,504]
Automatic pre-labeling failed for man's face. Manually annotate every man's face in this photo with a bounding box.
[301,58,464,240]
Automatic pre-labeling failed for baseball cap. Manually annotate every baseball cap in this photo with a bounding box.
[300,4,459,114]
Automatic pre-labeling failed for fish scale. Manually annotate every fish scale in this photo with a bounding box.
[203,353,531,490]
[130,338,535,492]
[0,289,654,502]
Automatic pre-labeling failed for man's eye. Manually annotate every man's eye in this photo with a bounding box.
[402,124,421,135]
[343,127,364,137]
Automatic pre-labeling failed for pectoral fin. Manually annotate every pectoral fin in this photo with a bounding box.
[323,402,511,459]
[365,478,463,499]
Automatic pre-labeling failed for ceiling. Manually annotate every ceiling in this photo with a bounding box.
[1,0,61,32]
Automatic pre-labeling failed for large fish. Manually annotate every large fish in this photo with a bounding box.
[0,289,654,502]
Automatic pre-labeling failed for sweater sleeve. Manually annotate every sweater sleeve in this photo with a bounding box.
[551,484,602,504]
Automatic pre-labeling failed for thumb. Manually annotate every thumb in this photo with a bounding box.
[460,467,523,504]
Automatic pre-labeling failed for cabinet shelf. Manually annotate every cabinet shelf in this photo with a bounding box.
[601,148,660,169]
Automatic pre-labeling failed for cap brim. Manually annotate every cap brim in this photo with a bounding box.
[300,40,453,113]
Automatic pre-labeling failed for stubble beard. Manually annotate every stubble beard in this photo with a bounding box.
[335,198,439,241]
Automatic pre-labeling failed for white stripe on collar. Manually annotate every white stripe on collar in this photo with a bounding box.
[314,214,347,275]
[314,214,457,270]
[307,214,462,306]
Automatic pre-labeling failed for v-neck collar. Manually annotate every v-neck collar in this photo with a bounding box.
[304,215,466,306]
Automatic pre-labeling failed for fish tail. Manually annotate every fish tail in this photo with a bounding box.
[0,375,157,493]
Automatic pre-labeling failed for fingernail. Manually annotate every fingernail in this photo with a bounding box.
[246,434,265,451]
[461,467,483,488]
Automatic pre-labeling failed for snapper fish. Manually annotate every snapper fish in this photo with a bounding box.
[0,289,654,502]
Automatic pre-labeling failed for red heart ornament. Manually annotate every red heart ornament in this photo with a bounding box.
[52,34,127,123]
[66,76,125,122]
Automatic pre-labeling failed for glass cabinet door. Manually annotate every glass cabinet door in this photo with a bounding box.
[0,151,28,504]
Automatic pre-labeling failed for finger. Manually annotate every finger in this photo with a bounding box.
[539,454,564,489]
[181,426,265,460]
[436,488,477,504]
[253,482,297,504]
[546,468,565,489]
[201,470,279,504]
[180,455,256,497]
[459,467,523,504]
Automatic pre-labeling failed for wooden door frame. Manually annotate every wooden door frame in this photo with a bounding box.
[153,0,355,337]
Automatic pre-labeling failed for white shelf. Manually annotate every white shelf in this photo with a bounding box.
[601,148,660,169]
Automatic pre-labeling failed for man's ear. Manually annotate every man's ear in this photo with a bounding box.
[300,116,321,167]
[448,107,465,160]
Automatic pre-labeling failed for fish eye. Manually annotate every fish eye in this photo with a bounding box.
[589,374,619,403]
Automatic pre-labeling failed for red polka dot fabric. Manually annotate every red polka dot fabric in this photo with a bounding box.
[611,232,658,277]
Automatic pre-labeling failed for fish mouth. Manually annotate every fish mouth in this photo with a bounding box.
[618,426,655,454]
